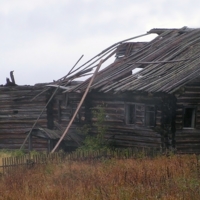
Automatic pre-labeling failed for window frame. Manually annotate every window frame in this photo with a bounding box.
[70,105,81,123]
[183,106,196,129]
[125,102,155,127]
[145,105,156,127]
[125,103,136,125]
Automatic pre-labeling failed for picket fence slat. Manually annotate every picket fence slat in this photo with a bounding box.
[0,147,161,175]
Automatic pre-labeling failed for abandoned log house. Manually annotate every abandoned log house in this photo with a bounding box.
[1,27,200,153]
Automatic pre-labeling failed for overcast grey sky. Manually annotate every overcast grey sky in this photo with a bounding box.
[0,0,200,85]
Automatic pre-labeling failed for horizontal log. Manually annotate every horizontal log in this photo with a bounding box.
[177,150,200,154]
[0,114,46,119]
[0,135,26,139]
[0,123,37,128]
[0,119,46,123]
[178,93,200,98]
[175,125,183,129]
[176,129,200,134]
[177,99,200,104]
[176,144,200,149]
[108,134,161,143]
[110,139,161,148]
[108,125,160,132]
[91,118,124,123]
[92,127,161,138]
[176,140,200,144]
[92,108,125,115]
[175,120,183,124]
[0,128,31,134]
[0,139,48,144]
[88,93,162,102]
[175,115,183,119]
[0,144,28,148]
[0,108,46,113]
[0,105,46,110]
[30,144,49,148]
[176,108,183,112]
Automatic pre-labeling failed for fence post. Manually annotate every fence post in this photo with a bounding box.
[2,158,5,175]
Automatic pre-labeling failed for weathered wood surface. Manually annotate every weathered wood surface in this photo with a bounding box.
[52,92,84,148]
[2,78,200,153]
[175,78,200,153]
[0,85,85,151]
[85,92,162,149]
[0,86,48,151]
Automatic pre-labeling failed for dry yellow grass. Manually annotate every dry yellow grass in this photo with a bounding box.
[0,154,200,200]
[0,151,13,170]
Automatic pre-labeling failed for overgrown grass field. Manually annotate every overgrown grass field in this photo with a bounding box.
[0,154,200,200]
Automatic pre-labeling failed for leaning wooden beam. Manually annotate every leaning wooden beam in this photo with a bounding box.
[56,54,84,83]
[68,33,150,76]
[51,49,117,153]
[31,88,50,101]
[46,84,74,90]
[99,33,150,56]
[54,121,81,146]
[21,55,90,149]
[31,55,84,101]
[59,68,93,83]
[50,60,103,152]
[68,46,116,76]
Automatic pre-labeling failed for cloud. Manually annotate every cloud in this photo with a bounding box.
[0,0,71,15]
[0,0,200,85]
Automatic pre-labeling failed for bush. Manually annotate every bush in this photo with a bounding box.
[78,106,110,152]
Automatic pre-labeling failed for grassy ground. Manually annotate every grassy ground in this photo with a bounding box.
[0,154,200,200]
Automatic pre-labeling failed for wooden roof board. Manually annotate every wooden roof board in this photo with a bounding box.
[26,128,64,140]
[26,128,83,143]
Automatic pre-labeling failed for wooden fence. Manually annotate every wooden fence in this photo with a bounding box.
[0,148,161,175]
[0,152,66,175]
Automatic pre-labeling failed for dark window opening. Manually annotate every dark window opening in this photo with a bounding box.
[135,105,145,126]
[183,107,196,128]
[125,103,155,127]
[146,106,155,127]
[13,110,18,114]
[70,105,81,123]
[125,104,135,124]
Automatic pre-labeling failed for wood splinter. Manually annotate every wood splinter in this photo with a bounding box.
[5,71,17,86]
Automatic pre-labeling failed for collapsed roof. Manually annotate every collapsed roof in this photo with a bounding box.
[67,27,200,94]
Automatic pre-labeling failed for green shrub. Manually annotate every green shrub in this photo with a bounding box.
[78,106,110,152]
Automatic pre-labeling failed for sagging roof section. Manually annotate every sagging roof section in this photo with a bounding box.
[115,42,147,61]
[26,127,82,143]
[71,27,200,94]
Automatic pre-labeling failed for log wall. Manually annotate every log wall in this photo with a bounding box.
[85,92,163,149]
[53,92,84,126]
[175,79,200,154]
[0,86,48,151]
[4,83,200,153]
[52,91,84,148]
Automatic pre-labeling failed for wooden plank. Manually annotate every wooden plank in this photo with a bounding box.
[110,134,161,143]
